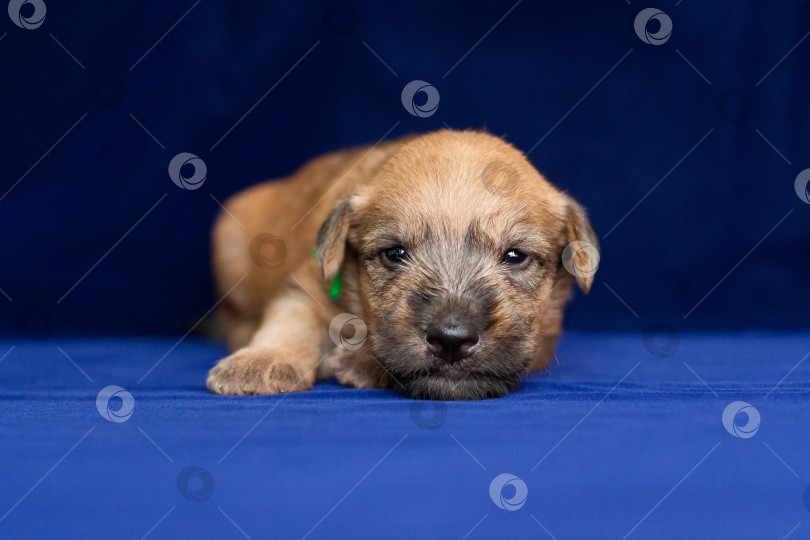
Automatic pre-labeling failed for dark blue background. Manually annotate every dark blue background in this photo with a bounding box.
[1,0,808,336]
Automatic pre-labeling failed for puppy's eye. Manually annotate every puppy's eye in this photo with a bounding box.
[381,246,408,268]
[502,249,528,267]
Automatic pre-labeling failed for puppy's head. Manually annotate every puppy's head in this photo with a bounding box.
[317,130,598,400]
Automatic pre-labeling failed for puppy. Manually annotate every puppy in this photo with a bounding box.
[206,130,599,400]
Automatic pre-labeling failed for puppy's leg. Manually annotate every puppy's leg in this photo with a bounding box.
[207,285,325,395]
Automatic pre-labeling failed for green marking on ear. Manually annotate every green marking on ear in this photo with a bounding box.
[314,247,342,299]
[329,271,343,299]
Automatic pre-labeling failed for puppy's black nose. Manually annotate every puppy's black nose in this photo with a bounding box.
[426,315,479,362]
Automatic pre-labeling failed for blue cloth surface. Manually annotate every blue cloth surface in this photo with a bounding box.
[1,332,808,539]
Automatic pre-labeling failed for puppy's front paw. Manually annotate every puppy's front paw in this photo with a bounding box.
[321,347,390,390]
[207,347,313,395]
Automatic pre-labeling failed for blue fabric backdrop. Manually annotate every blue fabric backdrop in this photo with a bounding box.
[0,0,808,335]
[1,333,809,538]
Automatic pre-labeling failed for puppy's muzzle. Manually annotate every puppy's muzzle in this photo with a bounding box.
[425,312,480,363]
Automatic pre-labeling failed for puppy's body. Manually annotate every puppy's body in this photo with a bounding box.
[207,130,598,400]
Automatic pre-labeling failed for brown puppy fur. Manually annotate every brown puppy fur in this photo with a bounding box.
[206,130,599,400]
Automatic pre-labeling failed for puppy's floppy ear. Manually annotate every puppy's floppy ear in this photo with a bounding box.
[561,195,600,294]
[316,194,358,281]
